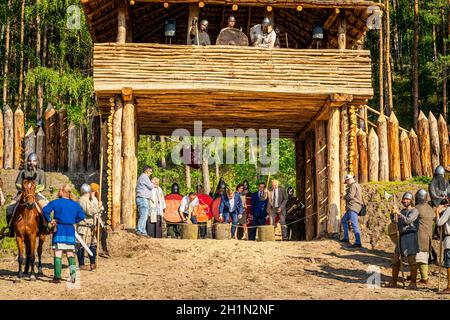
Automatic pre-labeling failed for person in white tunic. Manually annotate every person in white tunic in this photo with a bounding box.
[147,177,166,238]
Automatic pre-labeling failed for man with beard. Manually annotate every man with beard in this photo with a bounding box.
[387,192,420,289]
[414,189,434,286]
[429,165,449,207]
[5,153,47,237]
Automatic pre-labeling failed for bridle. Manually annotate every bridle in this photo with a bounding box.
[20,180,36,210]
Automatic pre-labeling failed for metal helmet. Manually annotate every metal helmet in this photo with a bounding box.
[415,189,428,204]
[27,152,38,162]
[262,17,271,27]
[200,19,209,27]
[228,15,236,22]
[242,180,249,191]
[435,165,445,177]
[287,186,294,197]
[80,183,91,195]
[171,183,180,194]
[402,192,414,200]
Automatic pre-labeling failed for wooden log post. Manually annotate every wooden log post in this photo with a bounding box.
[438,114,450,168]
[409,129,422,176]
[327,107,340,235]
[4,105,14,169]
[44,104,58,171]
[348,105,358,180]
[68,123,79,172]
[117,0,127,44]
[13,106,25,169]
[428,112,440,171]
[88,110,101,171]
[58,107,68,171]
[377,114,389,181]
[304,131,315,241]
[79,124,88,171]
[315,121,327,237]
[417,111,432,177]
[339,105,349,216]
[357,129,368,183]
[112,96,123,230]
[23,127,35,161]
[121,88,137,229]
[337,10,346,50]
[400,131,412,180]
[0,107,3,169]
[295,139,306,205]
[35,126,45,169]
[368,128,379,181]
[387,112,401,181]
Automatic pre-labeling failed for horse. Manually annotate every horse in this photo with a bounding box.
[13,179,45,281]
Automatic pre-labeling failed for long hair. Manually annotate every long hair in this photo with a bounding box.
[58,184,76,201]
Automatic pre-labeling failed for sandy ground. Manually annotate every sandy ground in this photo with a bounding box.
[0,230,449,300]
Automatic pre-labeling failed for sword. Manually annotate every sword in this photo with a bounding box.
[75,231,93,256]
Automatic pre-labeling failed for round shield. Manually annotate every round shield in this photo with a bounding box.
[212,197,222,221]
[194,203,210,223]
[197,194,213,219]
[245,195,253,225]
[164,196,183,223]
[216,28,249,46]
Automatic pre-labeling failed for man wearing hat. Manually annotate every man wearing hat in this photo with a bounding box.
[341,174,363,248]
[190,19,211,46]
[387,192,420,289]
[250,17,277,49]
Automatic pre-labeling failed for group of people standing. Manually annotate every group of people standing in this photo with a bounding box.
[134,165,305,241]
[190,15,280,49]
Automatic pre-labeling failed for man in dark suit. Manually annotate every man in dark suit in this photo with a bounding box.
[249,182,269,241]
[219,189,244,238]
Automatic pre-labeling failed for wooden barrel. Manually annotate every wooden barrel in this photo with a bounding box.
[258,225,275,241]
[214,223,230,240]
[181,223,198,240]
[387,222,399,245]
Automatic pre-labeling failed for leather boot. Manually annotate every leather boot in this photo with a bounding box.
[408,256,418,289]
[387,261,400,287]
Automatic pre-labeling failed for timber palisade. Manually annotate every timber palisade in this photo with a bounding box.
[80,0,381,238]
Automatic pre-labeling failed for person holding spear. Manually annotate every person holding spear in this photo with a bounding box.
[387,192,420,289]
[434,192,450,293]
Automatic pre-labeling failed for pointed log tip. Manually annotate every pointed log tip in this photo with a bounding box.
[389,112,398,123]
[418,110,426,120]
[438,114,445,122]
[37,126,45,134]
[25,127,34,136]
[428,111,437,121]
[45,103,54,111]
[369,128,377,136]
[377,113,386,123]
[4,104,10,111]
[14,106,24,115]
[400,130,408,139]
[409,128,417,137]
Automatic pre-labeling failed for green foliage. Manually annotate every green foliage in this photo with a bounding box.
[0,208,17,255]
[412,175,433,185]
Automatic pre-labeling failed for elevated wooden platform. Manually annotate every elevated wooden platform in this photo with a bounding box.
[94,43,373,137]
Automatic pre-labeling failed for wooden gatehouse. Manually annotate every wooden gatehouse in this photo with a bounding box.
[80,0,380,240]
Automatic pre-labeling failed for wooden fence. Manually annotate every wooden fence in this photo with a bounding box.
[0,104,102,172]
[356,107,449,183]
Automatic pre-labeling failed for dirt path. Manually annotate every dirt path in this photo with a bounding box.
[0,230,448,300]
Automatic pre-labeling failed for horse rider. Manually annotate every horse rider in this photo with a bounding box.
[5,153,48,237]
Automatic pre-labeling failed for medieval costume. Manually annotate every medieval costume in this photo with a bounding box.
[414,189,434,285]
[429,165,449,207]
[190,19,211,46]
[250,18,276,49]
[166,183,182,238]
[285,187,305,241]
[77,184,98,271]
[91,183,110,258]
[42,187,85,283]
[435,202,450,293]
[147,184,166,238]
[388,192,419,289]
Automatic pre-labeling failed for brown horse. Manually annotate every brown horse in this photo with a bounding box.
[13,179,45,280]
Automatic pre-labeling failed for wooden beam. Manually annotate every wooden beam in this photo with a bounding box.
[117,0,127,43]
[337,9,346,50]
[315,121,327,237]
[112,96,123,230]
[327,106,340,235]
[305,131,316,241]
[323,8,340,30]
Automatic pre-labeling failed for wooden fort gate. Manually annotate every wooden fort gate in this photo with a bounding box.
[81,0,378,240]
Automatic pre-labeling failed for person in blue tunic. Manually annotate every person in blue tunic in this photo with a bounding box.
[42,184,85,283]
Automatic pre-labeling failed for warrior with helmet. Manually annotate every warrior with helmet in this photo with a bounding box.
[414,189,434,286]
[190,19,211,46]
[387,192,420,289]
[4,152,48,237]
[77,183,98,271]
[250,17,277,49]
[429,165,449,207]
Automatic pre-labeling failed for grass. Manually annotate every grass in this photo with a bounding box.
[0,207,17,256]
